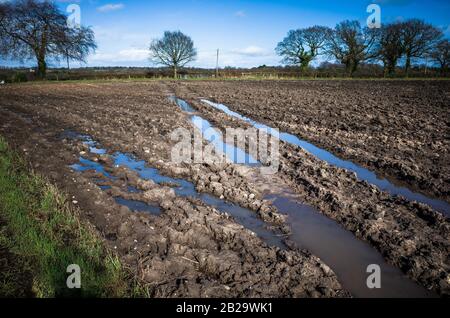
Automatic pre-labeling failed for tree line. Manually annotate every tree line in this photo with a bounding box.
[276,19,449,77]
[0,0,448,79]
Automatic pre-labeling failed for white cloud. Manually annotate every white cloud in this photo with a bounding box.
[97,3,124,13]
[234,10,246,18]
[85,47,279,68]
[92,26,149,43]
[194,47,278,68]
[90,48,148,63]
[231,46,271,57]
[117,48,149,61]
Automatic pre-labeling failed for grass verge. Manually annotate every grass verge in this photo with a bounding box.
[0,136,145,297]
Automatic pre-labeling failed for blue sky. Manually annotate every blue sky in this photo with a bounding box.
[2,0,450,68]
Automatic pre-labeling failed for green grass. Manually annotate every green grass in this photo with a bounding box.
[0,136,146,298]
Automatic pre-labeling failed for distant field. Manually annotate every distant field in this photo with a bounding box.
[1,65,448,84]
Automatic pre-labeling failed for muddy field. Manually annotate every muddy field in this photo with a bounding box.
[181,80,450,202]
[0,80,448,298]
[0,82,348,297]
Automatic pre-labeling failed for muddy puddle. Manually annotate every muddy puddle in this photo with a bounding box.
[172,98,435,298]
[170,95,196,113]
[200,99,450,217]
[266,191,434,298]
[66,132,286,249]
[114,197,161,215]
[171,96,259,165]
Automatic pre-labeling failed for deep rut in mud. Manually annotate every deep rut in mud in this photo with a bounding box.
[180,80,450,203]
[200,99,450,217]
[67,131,286,249]
[169,97,434,298]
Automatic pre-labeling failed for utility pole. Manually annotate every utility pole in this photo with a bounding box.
[216,49,219,78]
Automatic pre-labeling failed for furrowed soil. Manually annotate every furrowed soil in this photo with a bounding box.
[1,80,448,297]
[0,82,349,298]
[181,80,450,202]
[170,80,449,296]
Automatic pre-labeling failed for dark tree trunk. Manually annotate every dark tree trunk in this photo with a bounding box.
[37,56,47,79]
[382,59,388,77]
[173,65,177,79]
[350,61,358,77]
[299,60,310,78]
[387,59,397,76]
[298,65,305,78]
[405,55,411,77]
[37,28,48,79]
[344,61,352,77]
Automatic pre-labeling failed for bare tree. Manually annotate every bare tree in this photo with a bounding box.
[377,22,403,76]
[400,19,443,77]
[326,20,380,77]
[57,27,96,70]
[276,26,331,75]
[149,31,197,78]
[429,39,449,76]
[0,0,96,78]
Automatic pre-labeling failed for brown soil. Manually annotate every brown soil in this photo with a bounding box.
[0,82,348,298]
[171,81,450,296]
[180,80,450,202]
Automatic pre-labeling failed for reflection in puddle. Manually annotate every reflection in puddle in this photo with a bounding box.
[66,132,159,215]
[201,99,450,216]
[170,96,259,165]
[169,95,196,113]
[127,185,140,193]
[67,131,285,249]
[191,115,259,166]
[113,152,285,249]
[267,193,434,298]
[171,98,435,298]
[114,197,161,215]
[70,157,114,179]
